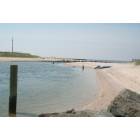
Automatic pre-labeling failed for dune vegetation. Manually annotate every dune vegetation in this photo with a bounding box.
[0,52,39,58]
[135,60,140,65]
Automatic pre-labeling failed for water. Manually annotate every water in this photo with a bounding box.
[0,62,97,117]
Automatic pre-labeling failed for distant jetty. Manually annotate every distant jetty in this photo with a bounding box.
[41,57,132,63]
[0,52,133,63]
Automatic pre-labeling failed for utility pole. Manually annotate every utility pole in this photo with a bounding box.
[12,37,13,53]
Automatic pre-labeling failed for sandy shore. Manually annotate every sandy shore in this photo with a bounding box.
[1,58,139,112]
[66,62,140,111]
[0,57,44,62]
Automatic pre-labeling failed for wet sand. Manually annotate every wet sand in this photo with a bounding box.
[66,62,140,111]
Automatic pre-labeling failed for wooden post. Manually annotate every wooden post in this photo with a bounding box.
[9,65,18,117]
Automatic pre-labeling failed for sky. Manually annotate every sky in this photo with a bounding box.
[0,23,140,60]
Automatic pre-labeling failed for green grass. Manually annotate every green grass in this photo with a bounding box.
[135,60,140,65]
[0,52,39,58]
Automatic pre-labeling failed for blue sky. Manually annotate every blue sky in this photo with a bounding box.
[0,23,140,60]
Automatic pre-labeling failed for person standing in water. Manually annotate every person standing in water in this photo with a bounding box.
[82,65,84,71]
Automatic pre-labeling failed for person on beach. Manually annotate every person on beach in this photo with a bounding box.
[82,65,84,71]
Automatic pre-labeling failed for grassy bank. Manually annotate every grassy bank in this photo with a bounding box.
[135,60,140,65]
[0,52,39,58]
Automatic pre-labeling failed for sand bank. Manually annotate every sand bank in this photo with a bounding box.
[0,57,43,62]
[66,62,140,111]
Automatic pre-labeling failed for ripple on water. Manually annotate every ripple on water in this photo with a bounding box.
[0,62,97,116]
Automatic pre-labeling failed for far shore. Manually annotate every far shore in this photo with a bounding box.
[0,57,44,62]
[66,61,140,111]
[0,57,87,62]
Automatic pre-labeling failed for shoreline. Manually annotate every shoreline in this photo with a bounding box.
[82,69,124,111]
[1,59,140,115]
[0,57,44,62]
[66,62,140,111]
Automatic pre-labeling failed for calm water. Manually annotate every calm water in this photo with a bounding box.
[0,62,97,117]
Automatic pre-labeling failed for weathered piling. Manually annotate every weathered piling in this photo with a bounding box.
[9,65,18,117]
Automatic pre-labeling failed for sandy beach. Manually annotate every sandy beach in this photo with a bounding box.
[1,57,140,113]
[0,57,44,62]
[66,62,140,111]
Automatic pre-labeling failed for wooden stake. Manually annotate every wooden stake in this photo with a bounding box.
[9,65,18,117]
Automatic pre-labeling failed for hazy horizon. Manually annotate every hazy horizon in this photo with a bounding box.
[0,23,140,60]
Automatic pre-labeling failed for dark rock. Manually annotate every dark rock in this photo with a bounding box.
[66,109,76,114]
[39,112,59,117]
[108,89,140,117]
[101,66,111,69]
[94,65,101,69]
[39,109,113,117]
[94,65,111,69]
